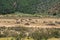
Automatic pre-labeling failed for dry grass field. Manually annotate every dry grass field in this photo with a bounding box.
[0,14,60,40]
[0,17,60,28]
[0,37,60,40]
[0,37,15,40]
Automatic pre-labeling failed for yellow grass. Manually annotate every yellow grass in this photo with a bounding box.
[48,38,60,40]
[0,37,15,40]
[21,37,34,40]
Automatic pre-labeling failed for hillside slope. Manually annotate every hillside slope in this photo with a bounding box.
[0,0,60,14]
[48,2,60,16]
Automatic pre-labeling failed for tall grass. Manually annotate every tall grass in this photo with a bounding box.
[0,27,60,40]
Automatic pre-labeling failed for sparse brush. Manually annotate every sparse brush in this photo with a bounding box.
[46,23,56,26]
[55,21,60,24]
[24,23,30,25]
[0,27,60,40]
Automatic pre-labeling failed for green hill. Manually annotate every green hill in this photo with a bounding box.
[0,0,60,15]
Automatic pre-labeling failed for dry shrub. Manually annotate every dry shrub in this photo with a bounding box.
[55,21,60,24]
[7,21,10,23]
[29,19,32,20]
[43,21,48,23]
[30,28,60,40]
[16,21,20,24]
[35,20,38,22]
[0,27,60,40]
[31,22,35,24]
[24,23,30,25]
[46,23,56,26]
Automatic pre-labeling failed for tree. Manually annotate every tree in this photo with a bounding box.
[0,0,15,14]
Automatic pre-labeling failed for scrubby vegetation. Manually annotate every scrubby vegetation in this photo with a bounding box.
[0,26,60,40]
[0,0,60,17]
[0,0,60,40]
